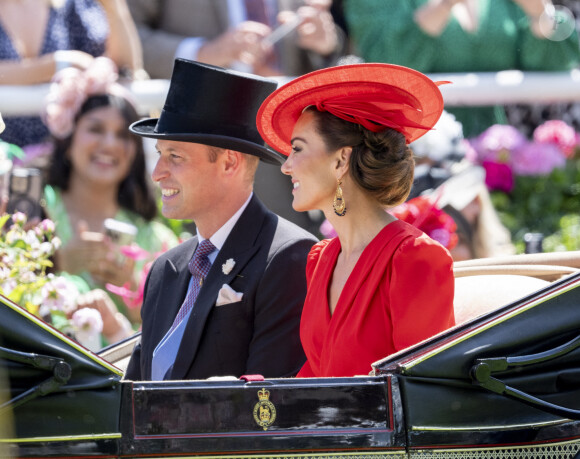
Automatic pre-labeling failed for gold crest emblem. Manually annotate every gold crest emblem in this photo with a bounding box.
[252,388,276,430]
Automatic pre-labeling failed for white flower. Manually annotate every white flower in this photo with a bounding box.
[1,278,16,295]
[20,268,37,284]
[5,229,20,245]
[51,236,62,251]
[25,229,40,248]
[40,275,79,315]
[71,308,103,351]
[72,308,103,334]
[222,258,236,275]
[38,241,55,257]
[0,266,10,281]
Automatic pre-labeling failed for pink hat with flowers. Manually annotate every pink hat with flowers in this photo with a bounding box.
[41,57,137,139]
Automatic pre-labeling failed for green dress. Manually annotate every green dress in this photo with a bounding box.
[344,0,580,137]
[43,184,179,318]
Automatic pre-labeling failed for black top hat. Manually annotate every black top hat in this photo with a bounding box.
[130,59,285,165]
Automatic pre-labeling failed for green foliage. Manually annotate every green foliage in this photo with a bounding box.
[0,140,24,160]
[491,157,580,253]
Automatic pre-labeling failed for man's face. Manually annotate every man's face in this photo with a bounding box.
[152,140,223,221]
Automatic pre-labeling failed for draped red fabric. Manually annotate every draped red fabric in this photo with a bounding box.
[314,86,448,142]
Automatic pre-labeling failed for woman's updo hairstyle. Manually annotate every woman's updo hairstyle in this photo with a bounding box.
[306,106,415,207]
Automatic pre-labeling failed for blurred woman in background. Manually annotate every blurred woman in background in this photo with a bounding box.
[41,57,177,343]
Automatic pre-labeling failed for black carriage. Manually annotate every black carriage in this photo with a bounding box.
[1,253,580,458]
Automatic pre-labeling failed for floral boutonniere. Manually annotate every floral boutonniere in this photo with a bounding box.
[222,258,236,275]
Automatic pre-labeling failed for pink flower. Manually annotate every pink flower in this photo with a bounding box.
[39,219,56,234]
[41,57,129,139]
[42,68,86,139]
[72,308,103,350]
[319,219,337,239]
[107,259,153,310]
[83,57,118,94]
[72,308,103,333]
[511,141,566,176]
[119,244,150,261]
[430,227,454,249]
[106,245,169,309]
[533,120,578,158]
[1,278,16,295]
[389,196,458,250]
[482,160,514,193]
[469,124,527,164]
[461,138,478,164]
[11,212,27,225]
[40,275,79,315]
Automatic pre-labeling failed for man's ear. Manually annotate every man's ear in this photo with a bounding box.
[222,149,242,175]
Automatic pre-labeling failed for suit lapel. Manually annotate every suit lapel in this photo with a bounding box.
[170,196,268,379]
[160,238,198,333]
[145,238,197,379]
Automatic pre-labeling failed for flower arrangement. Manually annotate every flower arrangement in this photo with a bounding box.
[389,196,458,250]
[468,120,580,252]
[0,212,103,345]
[42,57,135,139]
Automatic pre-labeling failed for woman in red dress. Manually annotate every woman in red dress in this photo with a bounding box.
[257,63,456,377]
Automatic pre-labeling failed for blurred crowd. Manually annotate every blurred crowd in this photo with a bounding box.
[1,0,579,347]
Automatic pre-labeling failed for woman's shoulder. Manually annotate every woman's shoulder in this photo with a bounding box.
[369,219,452,263]
[305,238,336,278]
[391,220,453,265]
[308,238,335,260]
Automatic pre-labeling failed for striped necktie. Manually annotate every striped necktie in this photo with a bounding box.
[168,239,216,332]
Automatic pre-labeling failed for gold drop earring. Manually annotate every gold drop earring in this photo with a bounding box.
[333,179,346,216]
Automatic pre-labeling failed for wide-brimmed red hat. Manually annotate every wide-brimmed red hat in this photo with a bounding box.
[257,63,449,156]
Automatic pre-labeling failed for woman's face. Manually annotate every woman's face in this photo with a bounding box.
[281,110,339,213]
[68,105,137,187]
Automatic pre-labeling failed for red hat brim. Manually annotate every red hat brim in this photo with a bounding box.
[257,63,446,156]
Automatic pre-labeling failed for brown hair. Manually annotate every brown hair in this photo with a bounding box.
[305,106,415,207]
[47,94,158,221]
[207,146,259,185]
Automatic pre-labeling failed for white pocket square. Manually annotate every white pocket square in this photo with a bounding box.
[216,283,243,306]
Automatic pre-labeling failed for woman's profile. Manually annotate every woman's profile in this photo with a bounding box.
[257,63,456,377]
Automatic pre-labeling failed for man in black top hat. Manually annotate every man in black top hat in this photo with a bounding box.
[124,59,317,381]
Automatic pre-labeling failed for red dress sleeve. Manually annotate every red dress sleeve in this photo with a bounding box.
[305,239,332,289]
[297,239,333,378]
[389,234,456,351]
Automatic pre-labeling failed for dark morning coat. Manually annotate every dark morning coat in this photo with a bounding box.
[125,195,318,380]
